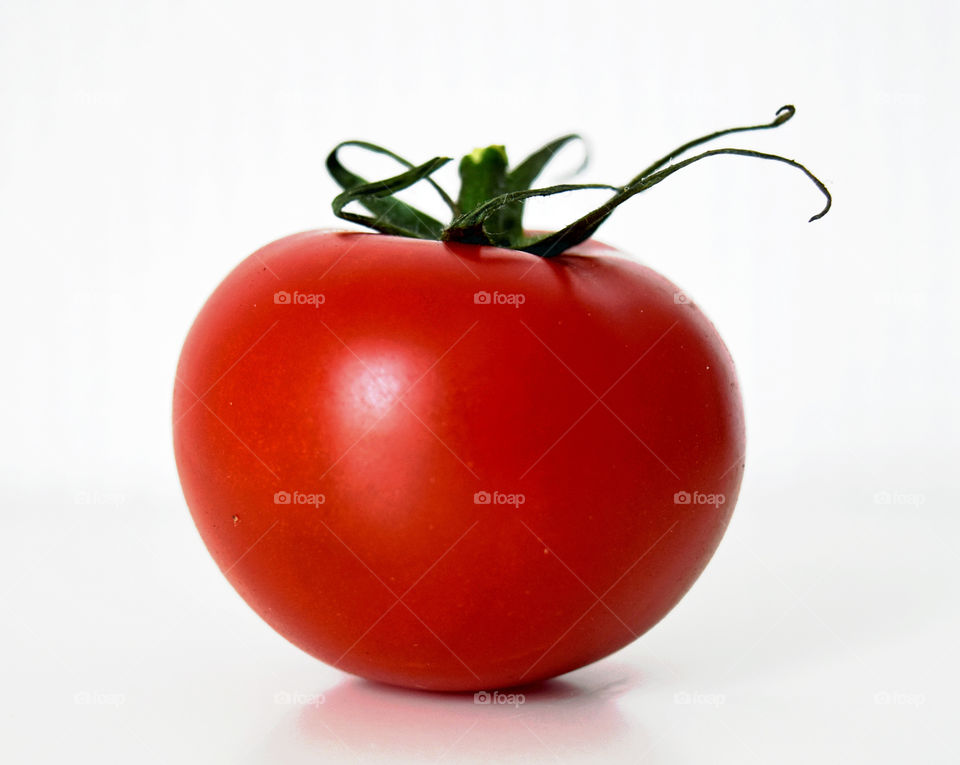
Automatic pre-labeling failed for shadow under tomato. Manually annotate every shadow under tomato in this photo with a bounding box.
[253,662,645,763]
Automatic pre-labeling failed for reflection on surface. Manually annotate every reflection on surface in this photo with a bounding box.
[349,358,404,419]
[252,663,645,763]
[332,351,410,435]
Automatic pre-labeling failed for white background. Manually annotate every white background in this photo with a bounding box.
[1,0,957,762]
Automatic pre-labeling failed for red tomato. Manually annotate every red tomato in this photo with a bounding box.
[173,230,744,691]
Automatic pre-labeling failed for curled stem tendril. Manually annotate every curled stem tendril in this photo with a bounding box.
[327,105,831,257]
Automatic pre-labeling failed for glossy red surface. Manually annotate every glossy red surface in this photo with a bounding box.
[173,230,745,691]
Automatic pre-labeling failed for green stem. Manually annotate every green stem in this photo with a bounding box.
[326,105,831,257]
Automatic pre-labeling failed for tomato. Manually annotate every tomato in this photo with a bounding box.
[173,230,745,691]
[174,105,831,690]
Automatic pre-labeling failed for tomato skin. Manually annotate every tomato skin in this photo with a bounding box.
[173,230,744,691]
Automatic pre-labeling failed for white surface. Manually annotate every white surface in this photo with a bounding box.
[1,0,957,762]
